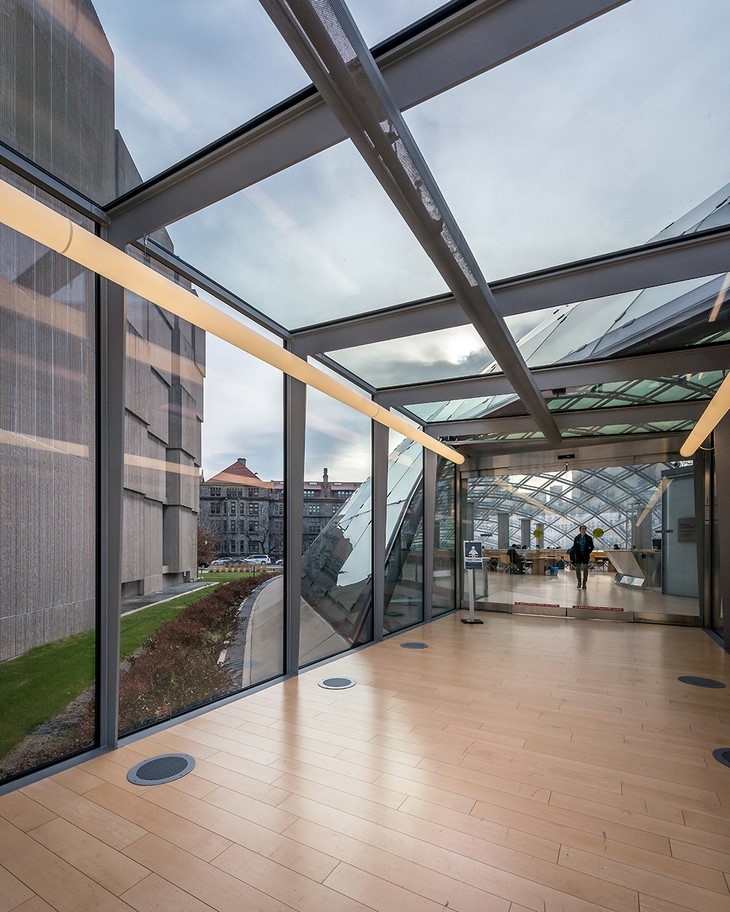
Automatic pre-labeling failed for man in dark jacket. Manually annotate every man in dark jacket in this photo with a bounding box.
[507,544,524,573]
[570,524,594,589]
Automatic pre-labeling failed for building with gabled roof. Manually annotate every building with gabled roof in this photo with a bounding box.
[199,461,360,560]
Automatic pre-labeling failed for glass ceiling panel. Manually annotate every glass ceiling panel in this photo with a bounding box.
[560,421,694,438]
[410,372,722,428]
[547,374,723,411]
[410,395,515,424]
[404,0,730,282]
[453,420,693,444]
[347,0,445,47]
[169,140,447,328]
[93,0,310,188]
[329,325,491,386]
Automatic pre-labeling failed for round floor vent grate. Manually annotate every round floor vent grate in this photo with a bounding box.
[400,642,428,649]
[712,748,730,769]
[318,676,356,689]
[678,675,726,688]
[127,753,196,786]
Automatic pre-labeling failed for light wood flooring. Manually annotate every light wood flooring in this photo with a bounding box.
[1,612,729,912]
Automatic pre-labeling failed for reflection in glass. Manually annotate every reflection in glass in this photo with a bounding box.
[300,391,371,665]
[300,479,373,661]
[384,436,424,633]
[0,207,96,783]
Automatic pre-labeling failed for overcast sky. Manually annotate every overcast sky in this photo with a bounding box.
[92,0,730,480]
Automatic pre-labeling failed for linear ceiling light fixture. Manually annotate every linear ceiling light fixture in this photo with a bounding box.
[0,179,463,465]
[679,372,730,458]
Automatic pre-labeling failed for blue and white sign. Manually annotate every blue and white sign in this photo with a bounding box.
[463,540,483,569]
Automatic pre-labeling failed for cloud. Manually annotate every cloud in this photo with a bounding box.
[113,46,192,133]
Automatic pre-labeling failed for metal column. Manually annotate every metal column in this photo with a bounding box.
[97,277,125,749]
[422,450,436,623]
[284,371,306,674]
[712,418,730,649]
[371,420,389,642]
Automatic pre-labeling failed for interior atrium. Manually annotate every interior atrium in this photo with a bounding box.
[1,0,729,815]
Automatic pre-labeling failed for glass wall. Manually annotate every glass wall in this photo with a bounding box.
[119,283,285,737]
[0,196,97,784]
[463,462,700,621]
[300,386,372,665]
[383,435,424,633]
[433,457,456,616]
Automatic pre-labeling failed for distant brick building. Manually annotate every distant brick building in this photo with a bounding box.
[199,460,360,560]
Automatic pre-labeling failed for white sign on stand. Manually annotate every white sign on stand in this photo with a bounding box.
[462,540,485,625]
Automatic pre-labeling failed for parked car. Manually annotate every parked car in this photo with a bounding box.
[209,557,234,566]
[242,554,270,565]
[274,558,284,566]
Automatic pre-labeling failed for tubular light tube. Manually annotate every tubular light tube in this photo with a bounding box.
[0,179,463,464]
[680,372,730,458]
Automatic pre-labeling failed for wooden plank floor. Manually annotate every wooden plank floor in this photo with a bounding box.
[1,612,729,912]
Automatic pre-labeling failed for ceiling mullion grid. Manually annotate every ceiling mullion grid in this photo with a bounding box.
[258,0,562,445]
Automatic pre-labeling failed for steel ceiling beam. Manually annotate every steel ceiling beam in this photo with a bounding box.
[106,0,625,244]
[460,431,688,475]
[259,0,562,443]
[428,400,706,438]
[376,342,730,407]
[291,226,730,354]
[136,237,292,340]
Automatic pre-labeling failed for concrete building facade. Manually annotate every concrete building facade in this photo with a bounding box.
[0,0,203,652]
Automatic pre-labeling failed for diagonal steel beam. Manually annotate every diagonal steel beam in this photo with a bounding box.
[259,0,562,443]
[377,342,730,407]
[107,0,626,244]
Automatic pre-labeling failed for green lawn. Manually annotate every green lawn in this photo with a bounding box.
[0,584,218,759]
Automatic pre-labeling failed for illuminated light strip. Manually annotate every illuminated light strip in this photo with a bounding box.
[636,477,672,528]
[0,428,90,458]
[123,454,202,477]
[708,272,730,323]
[680,372,730,458]
[0,179,463,465]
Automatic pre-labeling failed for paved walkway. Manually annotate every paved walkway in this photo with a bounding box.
[121,581,212,615]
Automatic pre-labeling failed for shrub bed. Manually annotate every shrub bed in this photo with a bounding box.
[0,576,268,780]
[118,576,265,731]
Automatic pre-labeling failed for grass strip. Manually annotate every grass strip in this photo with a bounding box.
[0,585,218,758]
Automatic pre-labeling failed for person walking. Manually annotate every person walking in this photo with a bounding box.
[570,524,594,589]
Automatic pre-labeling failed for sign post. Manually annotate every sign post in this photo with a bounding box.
[462,540,485,625]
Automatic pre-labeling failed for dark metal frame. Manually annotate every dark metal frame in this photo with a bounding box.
[4,0,729,795]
